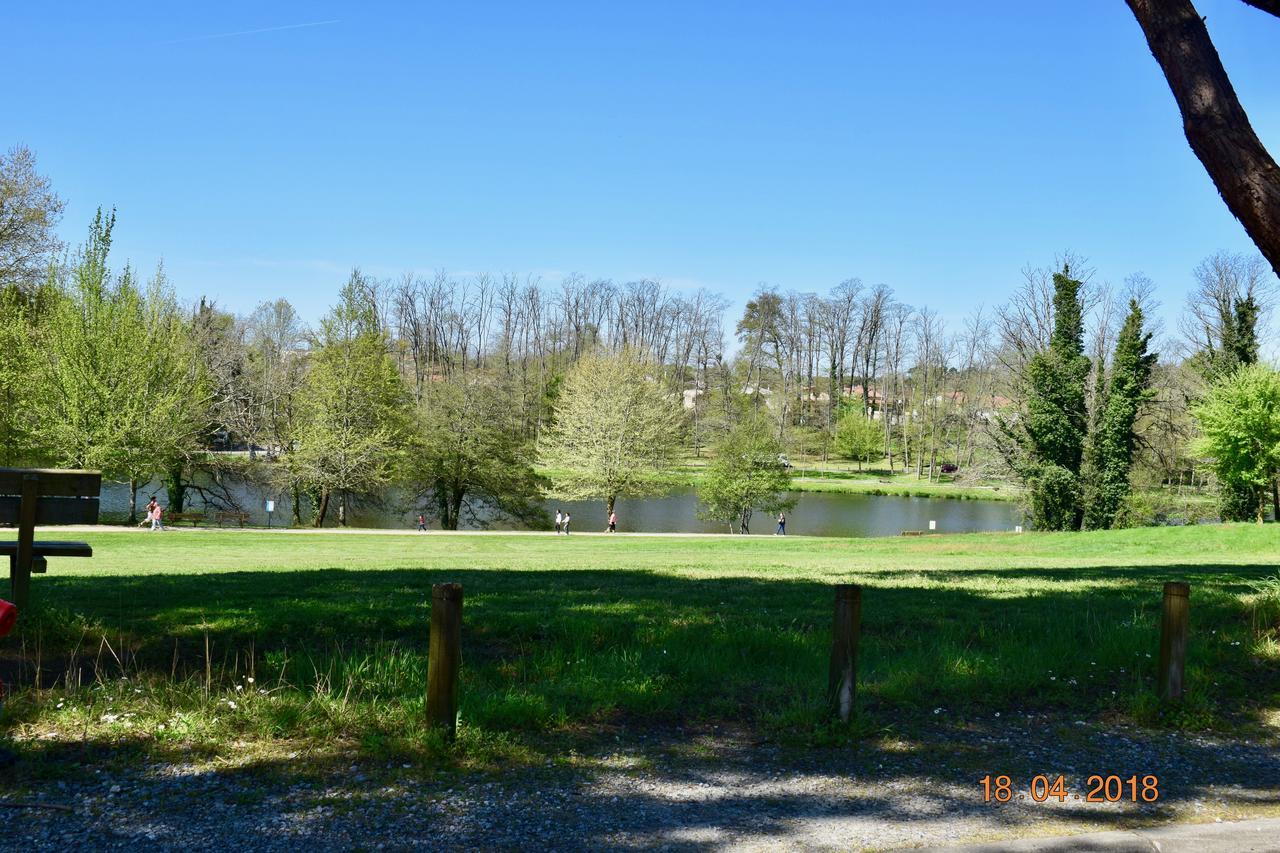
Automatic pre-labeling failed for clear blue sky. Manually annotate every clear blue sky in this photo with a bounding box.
[5,1,1279,337]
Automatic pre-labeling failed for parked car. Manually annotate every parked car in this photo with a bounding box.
[940,463,958,474]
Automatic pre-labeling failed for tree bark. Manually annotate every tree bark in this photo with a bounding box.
[313,488,330,527]
[1125,0,1280,278]
[128,478,138,525]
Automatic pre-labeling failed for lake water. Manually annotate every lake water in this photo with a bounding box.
[103,479,1023,537]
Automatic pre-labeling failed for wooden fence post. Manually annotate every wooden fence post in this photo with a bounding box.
[829,584,862,723]
[426,582,463,737]
[1158,581,1190,702]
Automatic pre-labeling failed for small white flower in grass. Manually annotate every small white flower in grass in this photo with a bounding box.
[1050,676,1056,681]
[228,701,237,710]
[235,685,243,692]
[56,702,64,709]
[994,712,1000,717]
[933,708,942,714]
[246,677,255,684]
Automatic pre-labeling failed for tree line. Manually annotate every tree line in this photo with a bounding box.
[3,144,1279,530]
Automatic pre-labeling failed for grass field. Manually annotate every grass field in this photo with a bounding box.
[2,524,1278,769]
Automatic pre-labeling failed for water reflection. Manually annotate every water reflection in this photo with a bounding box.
[102,480,1023,537]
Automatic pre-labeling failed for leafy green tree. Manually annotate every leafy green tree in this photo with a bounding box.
[834,410,882,470]
[36,211,208,518]
[539,350,685,518]
[410,375,546,530]
[290,272,411,526]
[1018,266,1092,529]
[697,415,795,533]
[0,286,44,464]
[1081,300,1157,529]
[1192,363,1280,524]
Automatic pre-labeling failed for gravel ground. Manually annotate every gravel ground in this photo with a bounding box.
[3,717,1277,852]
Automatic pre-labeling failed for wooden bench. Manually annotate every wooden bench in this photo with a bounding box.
[167,511,206,526]
[0,468,100,610]
[215,510,250,528]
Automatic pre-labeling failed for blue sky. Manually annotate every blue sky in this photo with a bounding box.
[5,1,1279,338]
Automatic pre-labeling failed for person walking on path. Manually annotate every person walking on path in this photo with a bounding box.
[775,511,786,536]
[150,503,165,532]
[607,511,617,533]
[416,514,427,532]
[562,512,571,535]
[554,510,563,535]
[140,496,158,529]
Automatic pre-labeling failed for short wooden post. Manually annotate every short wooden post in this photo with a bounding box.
[426,582,463,737]
[828,584,862,723]
[1157,581,1190,702]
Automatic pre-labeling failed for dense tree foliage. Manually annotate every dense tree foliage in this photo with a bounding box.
[834,410,883,470]
[697,415,795,534]
[1009,266,1093,530]
[5,149,1280,531]
[410,376,545,530]
[539,351,686,518]
[1193,363,1280,524]
[288,273,411,526]
[1081,300,1157,529]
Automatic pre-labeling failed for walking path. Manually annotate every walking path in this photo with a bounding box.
[51,524,746,538]
[7,719,1277,851]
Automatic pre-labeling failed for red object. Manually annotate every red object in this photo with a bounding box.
[0,599,16,638]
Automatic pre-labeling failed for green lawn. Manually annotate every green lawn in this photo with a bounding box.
[3,524,1278,767]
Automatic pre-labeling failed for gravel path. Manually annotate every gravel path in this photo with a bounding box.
[5,716,1277,851]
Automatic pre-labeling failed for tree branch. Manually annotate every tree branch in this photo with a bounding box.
[1126,0,1280,277]
[1240,0,1280,19]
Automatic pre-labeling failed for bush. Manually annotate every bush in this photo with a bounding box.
[1029,464,1079,530]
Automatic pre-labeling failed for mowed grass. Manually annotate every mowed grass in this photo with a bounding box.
[3,524,1279,766]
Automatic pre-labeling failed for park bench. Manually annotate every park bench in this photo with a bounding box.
[215,510,250,527]
[0,468,100,610]
[167,511,206,526]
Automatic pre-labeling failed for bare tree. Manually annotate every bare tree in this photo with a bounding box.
[0,145,65,291]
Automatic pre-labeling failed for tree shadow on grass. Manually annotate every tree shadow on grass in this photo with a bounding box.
[2,562,1277,846]
[4,718,1278,851]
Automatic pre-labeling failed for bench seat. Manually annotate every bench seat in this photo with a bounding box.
[0,541,94,559]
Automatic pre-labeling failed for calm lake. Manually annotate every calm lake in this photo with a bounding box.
[102,480,1023,537]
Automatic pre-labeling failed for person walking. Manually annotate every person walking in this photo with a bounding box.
[775,511,786,536]
[151,503,165,532]
[416,514,427,532]
[607,511,617,533]
[140,496,158,528]
[554,510,563,535]
[562,511,571,535]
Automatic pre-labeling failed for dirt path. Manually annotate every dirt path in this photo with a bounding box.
[7,717,1277,851]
